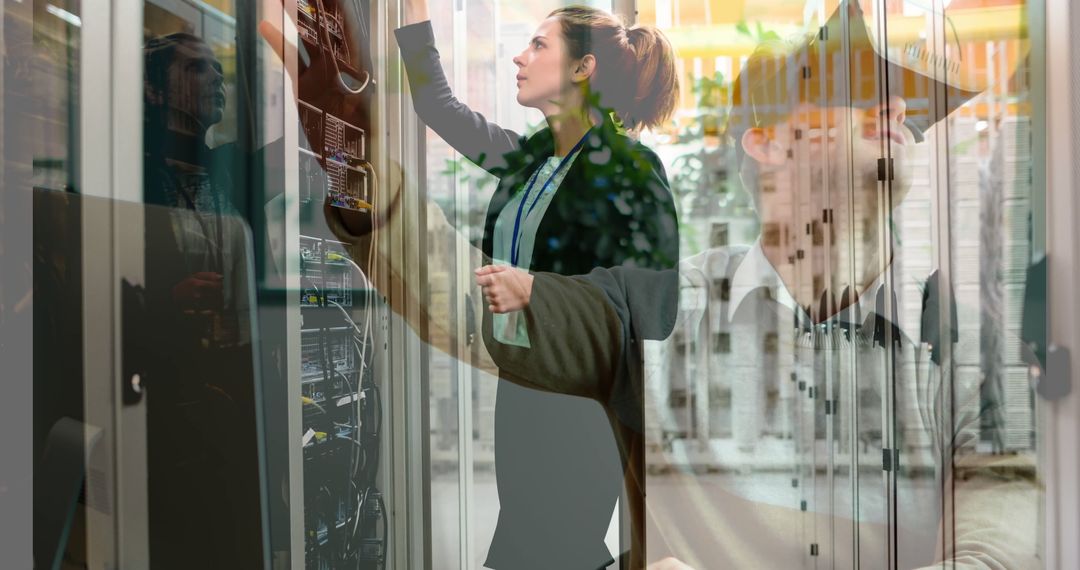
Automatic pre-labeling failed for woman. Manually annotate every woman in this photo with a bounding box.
[397,2,680,568]
[142,33,264,568]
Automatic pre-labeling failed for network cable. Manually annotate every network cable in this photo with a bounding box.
[315,0,373,95]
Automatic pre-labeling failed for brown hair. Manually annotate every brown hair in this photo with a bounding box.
[549,6,679,131]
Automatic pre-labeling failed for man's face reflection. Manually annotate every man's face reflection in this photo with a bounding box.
[744,95,917,287]
[166,40,226,130]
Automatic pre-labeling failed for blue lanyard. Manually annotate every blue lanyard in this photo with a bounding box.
[509,131,590,267]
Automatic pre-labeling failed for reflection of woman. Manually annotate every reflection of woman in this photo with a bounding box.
[142,33,263,569]
[144,33,240,325]
[397,2,680,568]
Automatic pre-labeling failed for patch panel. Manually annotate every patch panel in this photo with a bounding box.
[296,0,320,46]
[324,113,365,164]
[326,160,369,211]
[323,269,353,307]
[301,328,357,381]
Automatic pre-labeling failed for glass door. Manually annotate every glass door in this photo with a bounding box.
[869,0,1044,567]
[633,0,1045,568]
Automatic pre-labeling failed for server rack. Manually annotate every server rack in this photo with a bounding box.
[281,2,393,568]
[132,0,417,567]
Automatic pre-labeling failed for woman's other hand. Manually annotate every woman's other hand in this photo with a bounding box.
[404,0,429,25]
[475,264,533,314]
[171,272,224,310]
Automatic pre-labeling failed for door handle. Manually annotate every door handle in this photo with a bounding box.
[1035,345,1072,401]
[121,279,148,406]
[1022,256,1072,400]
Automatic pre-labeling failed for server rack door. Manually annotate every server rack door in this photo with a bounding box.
[18,1,150,568]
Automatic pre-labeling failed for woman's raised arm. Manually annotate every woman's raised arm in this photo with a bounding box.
[395,15,523,177]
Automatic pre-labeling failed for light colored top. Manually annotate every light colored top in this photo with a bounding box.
[491,151,582,347]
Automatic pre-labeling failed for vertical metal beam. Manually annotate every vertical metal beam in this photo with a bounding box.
[79,3,121,569]
[1042,0,1080,567]
[382,2,428,569]
[277,0,306,568]
[111,0,149,567]
[609,2,636,563]
[449,4,476,569]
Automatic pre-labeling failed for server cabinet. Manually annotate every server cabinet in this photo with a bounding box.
[125,0,413,567]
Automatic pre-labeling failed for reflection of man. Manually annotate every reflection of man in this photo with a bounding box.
[477,1,1040,568]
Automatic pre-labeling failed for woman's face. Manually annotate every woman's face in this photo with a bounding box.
[512,17,578,114]
[167,40,226,129]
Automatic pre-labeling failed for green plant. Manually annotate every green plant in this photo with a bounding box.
[439,156,497,194]
[735,20,782,43]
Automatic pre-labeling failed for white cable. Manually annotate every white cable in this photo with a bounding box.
[315,0,373,95]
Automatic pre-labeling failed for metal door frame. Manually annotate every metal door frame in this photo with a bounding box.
[1040,0,1080,567]
[80,1,149,568]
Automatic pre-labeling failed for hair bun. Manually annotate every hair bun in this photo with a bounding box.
[549,6,680,130]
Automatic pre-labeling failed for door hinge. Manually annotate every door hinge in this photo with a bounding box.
[877,157,894,181]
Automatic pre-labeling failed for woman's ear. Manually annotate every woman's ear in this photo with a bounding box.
[741,128,786,167]
[571,54,597,83]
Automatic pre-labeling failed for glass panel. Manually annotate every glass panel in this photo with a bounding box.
[424,5,467,568]
[140,1,272,567]
[877,1,1043,568]
[19,1,98,567]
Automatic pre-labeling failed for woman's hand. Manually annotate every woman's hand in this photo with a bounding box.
[172,272,224,310]
[403,0,430,25]
[475,264,533,314]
